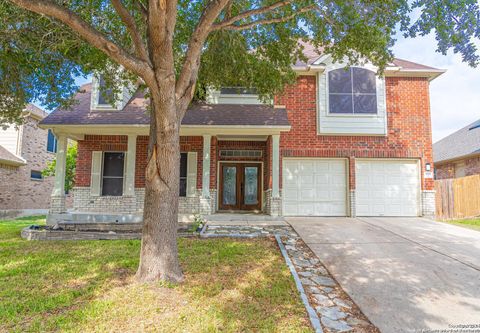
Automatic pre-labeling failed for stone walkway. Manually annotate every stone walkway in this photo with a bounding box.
[201,224,378,333]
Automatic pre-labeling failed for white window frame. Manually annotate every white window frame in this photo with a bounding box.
[325,65,385,118]
[179,152,188,197]
[326,66,379,116]
[91,75,122,111]
[316,58,388,136]
[101,151,126,197]
[46,129,57,153]
[206,86,268,105]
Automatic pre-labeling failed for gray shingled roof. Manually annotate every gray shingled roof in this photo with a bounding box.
[295,41,440,71]
[433,119,480,163]
[40,84,290,127]
[24,104,48,119]
[0,145,25,166]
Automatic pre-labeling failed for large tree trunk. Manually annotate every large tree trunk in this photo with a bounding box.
[136,86,184,283]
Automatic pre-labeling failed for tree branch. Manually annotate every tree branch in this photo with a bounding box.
[175,0,231,114]
[111,0,149,63]
[213,0,294,30]
[213,4,317,31]
[8,0,153,82]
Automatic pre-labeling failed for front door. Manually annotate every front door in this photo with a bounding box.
[219,163,261,211]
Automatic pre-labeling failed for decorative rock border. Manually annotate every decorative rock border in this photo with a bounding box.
[21,226,196,241]
[202,224,379,333]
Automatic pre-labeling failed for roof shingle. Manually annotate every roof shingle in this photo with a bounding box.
[40,84,290,127]
[433,119,480,163]
[0,145,25,166]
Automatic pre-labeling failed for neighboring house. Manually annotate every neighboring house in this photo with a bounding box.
[40,42,445,224]
[0,105,56,217]
[433,119,480,179]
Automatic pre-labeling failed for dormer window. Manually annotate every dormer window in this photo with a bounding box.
[207,87,263,105]
[220,87,257,95]
[97,76,115,106]
[328,67,377,114]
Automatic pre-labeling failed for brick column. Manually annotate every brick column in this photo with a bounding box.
[50,134,67,214]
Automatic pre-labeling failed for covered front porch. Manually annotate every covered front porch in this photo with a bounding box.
[46,125,287,225]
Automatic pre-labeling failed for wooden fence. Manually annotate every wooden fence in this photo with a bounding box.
[435,174,480,220]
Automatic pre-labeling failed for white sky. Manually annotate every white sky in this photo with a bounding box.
[392,33,480,143]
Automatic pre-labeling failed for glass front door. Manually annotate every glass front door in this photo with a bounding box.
[219,163,261,211]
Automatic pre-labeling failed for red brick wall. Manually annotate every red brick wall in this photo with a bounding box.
[76,135,128,187]
[436,156,480,179]
[76,135,204,189]
[278,75,434,190]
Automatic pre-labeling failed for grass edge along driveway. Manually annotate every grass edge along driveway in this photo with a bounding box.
[0,216,312,333]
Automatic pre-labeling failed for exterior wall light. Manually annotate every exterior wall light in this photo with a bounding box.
[425,163,431,171]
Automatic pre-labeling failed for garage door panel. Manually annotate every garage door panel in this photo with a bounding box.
[299,174,314,185]
[299,189,316,201]
[283,159,347,216]
[356,160,419,217]
[315,189,330,201]
[331,174,346,186]
[283,189,298,201]
[315,174,329,185]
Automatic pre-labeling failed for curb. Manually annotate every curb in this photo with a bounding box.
[275,235,323,333]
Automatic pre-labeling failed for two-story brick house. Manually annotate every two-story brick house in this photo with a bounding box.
[0,104,56,217]
[40,44,445,223]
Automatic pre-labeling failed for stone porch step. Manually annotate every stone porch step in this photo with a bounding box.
[203,213,286,226]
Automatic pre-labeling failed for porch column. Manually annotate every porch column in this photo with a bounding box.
[124,134,137,196]
[52,134,67,197]
[202,134,211,198]
[272,134,280,198]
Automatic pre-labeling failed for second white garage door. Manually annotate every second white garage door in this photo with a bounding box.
[283,159,347,216]
[356,160,420,217]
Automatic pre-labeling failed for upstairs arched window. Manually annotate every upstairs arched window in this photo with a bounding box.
[328,67,377,114]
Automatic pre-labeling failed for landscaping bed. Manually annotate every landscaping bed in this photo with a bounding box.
[0,216,312,332]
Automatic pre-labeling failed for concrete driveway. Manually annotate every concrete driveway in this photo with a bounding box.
[286,217,480,333]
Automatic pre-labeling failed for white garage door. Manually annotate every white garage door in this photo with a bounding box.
[356,160,420,216]
[283,159,347,216]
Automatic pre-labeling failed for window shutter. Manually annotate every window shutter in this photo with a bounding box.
[122,152,128,195]
[91,151,103,196]
[186,152,197,197]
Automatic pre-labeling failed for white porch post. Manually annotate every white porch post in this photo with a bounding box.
[52,135,67,197]
[272,134,280,198]
[124,134,137,196]
[202,134,211,198]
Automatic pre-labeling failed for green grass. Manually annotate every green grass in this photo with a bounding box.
[0,216,311,333]
[440,218,480,231]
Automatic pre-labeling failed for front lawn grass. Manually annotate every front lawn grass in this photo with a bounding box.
[0,216,311,333]
[440,218,480,231]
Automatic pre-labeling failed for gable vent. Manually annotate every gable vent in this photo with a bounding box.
[220,150,262,158]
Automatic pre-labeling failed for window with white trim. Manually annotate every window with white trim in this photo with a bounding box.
[179,152,187,197]
[102,152,125,196]
[46,129,57,153]
[328,67,377,114]
[97,76,115,107]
